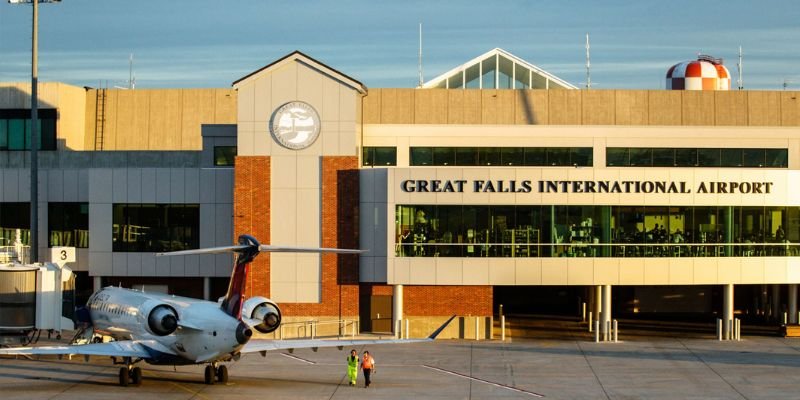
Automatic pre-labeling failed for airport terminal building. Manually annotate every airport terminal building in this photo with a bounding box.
[1,49,800,338]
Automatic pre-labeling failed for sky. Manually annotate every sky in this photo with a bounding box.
[0,0,798,90]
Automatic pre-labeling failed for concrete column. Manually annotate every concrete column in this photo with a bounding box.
[760,284,768,317]
[723,206,734,256]
[790,284,798,324]
[772,284,781,320]
[203,277,211,301]
[601,285,611,340]
[93,276,102,292]
[723,284,734,340]
[601,206,612,257]
[593,285,602,325]
[393,284,403,338]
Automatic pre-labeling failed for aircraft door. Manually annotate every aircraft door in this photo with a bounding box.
[369,295,393,333]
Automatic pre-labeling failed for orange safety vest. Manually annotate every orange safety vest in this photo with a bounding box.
[362,355,374,369]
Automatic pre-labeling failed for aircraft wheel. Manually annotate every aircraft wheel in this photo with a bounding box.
[204,365,215,385]
[118,367,130,387]
[216,365,228,383]
[130,367,142,386]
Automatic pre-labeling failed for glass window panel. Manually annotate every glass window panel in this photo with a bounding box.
[447,73,463,89]
[409,147,432,166]
[455,147,478,166]
[498,56,514,89]
[766,149,788,168]
[547,148,570,166]
[500,148,523,166]
[362,147,374,166]
[373,147,397,166]
[479,148,501,166]
[213,146,236,166]
[629,148,652,166]
[652,148,674,166]
[675,148,697,167]
[432,147,455,166]
[514,64,530,89]
[41,118,56,150]
[465,64,480,89]
[606,148,629,166]
[8,119,25,150]
[0,203,31,246]
[481,56,496,89]
[48,203,89,248]
[113,204,199,252]
[524,148,547,166]
[0,120,7,150]
[570,148,593,166]
[742,148,765,167]
[721,148,742,167]
[697,148,721,167]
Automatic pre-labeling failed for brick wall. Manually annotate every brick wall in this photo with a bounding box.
[234,156,271,298]
[361,283,493,316]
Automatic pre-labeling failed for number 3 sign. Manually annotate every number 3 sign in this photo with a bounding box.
[51,247,76,264]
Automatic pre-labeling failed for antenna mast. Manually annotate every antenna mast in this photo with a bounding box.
[737,46,743,90]
[585,33,591,90]
[418,23,423,88]
[128,53,136,90]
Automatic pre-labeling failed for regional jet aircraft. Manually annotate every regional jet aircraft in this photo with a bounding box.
[0,234,454,386]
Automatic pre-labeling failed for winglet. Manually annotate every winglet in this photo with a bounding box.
[428,315,457,340]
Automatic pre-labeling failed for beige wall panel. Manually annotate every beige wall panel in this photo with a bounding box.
[182,89,216,151]
[214,89,237,124]
[362,90,381,124]
[380,89,414,124]
[57,83,88,150]
[321,78,341,123]
[296,63,325,113]
[681,91,715,126]
[446,90,465,124]
[271,64,299,115]
[149,90,183,150]
[781,92,800,126]
[647,91,682,125]
[547,90,581,125]
[514,90,548,125]
[581,90,615,125]
[481,90,514,124]
[414,89,448,124]
[237,83,255,123]
[747,91,781,126]
[113,90,151,150]
[714,91,748,126]
[461,90,483,124]
[615,90,648,125]
[84,89,98,150]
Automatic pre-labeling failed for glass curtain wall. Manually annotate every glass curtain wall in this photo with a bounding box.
[396,204,800,258]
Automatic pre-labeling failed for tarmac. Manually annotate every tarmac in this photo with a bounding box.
[3,330,800,399]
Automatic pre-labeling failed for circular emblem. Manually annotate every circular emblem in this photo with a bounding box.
[269,101,321,150]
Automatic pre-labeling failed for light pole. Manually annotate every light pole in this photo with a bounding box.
[8,0,60,263]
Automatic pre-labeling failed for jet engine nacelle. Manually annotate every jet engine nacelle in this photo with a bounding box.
[141,302,179,336]
[242,296,282,334]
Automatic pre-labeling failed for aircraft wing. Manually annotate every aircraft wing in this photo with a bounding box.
[0,339,174,359]
[241,315,455,354]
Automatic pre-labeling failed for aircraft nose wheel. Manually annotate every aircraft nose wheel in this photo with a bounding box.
[204,364,229,385]
[119,366,143,387]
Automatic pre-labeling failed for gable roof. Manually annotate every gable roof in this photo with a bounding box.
[232,51,367,94]
[422,48,577,90]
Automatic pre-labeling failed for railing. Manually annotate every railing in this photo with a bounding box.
[277,319,359,340]
[0,245,30,264]
[396,242,800,258]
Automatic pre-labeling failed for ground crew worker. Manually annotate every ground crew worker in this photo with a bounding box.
[360,350,375,388]
[346,349,359,386]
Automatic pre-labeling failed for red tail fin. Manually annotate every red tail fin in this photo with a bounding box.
[220,235,260,319]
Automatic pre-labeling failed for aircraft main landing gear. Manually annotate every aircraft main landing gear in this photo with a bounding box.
[117,357,142,387]
[204,363,228,385]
